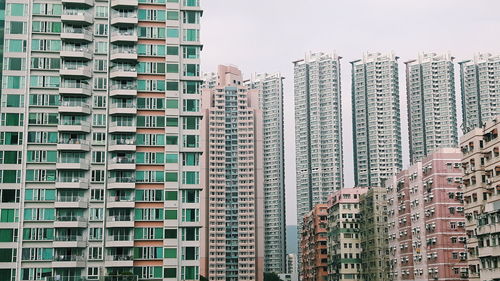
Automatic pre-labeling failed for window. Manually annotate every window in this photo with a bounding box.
[165,172,178,182]
[0,132,23,145]
[164,229,177,239]
[166,136,178,145]
[183,135,199,148]
[25,170,56,182]
[165,191,178,201]
[88,247,103,260]
[183,46,200,59]
[0,170,21,183]
[166,118,178,127]
[7,21,26,34]
[165,210,177,220]
[138,62,165,74]
[167,11,179,20]
[3,76,25,89]
[137,79,165,91]
[32,21,61,33]
[91,170,105,182]
[32,3,62,16]
[167,46,179,55]
[137,44,165,56]
[95,42,108,54]
[181,266,198,280]
[31,57,60,70]
[138,27,165,38]
[182,190,199,203]
[29,94,59,107]
[7,39,27,52]
[138,9,166,21]
[1,94,24,107]
[183,172,199,184]
[183,29,199,41]
[92,114,106,126]
[181,247,198,260]
[164,268,176,279]
[183,153,199,166]
[181,209,199,222]
[93,96,107,108]
[183,81,201,94]
[183,11,199,24]
[164,248,176,259]
[183,117,199,129]
[31,39,61,52]
[7,3,26,16]
[184,64,199,76]
[166,99,178,109]
[94,60,108,71]
[30,76,60,88]
[0,209,18,222]
[166,28,179,38]
[165,154,178,163]
[95,6,108,18]
[166,63,179,73]
[27,131,57,144]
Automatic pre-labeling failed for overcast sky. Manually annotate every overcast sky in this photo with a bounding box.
[200,0,500,225]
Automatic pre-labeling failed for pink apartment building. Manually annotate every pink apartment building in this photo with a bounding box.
[200,65,264,281]
[300,204,329,281]
[387,148,468,281]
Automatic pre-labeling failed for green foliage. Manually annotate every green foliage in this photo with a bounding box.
[264,272,282,281]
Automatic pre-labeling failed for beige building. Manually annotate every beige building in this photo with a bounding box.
[201,65,264,281]
[359,187,389,281]
[461,116,500,281]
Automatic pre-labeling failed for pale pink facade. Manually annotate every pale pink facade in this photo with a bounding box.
[200,65,264,281]
[387,148,468,281]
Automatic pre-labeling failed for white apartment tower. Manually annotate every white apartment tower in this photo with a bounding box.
[405,52,458,164]
[351,52,402,187]
[293,52,344,232]
[245,73,286,274]
[201,65,265,281]
[0,0,204,280]
[459,53,500,133]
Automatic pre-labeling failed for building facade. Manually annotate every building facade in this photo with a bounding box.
[459,54,500,133]
[300,204,328,281]
[293,52,344,238]
[201,65,264,281]
[405,53,458,164]
[460,116,500,281]
[0,0,203,281]
[386,148,468,281]
[327,187,369,281]
[245,73,286,274]
[351,52,402,187]
[359,187,389,281]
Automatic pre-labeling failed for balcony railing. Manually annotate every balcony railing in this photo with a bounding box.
[60,82,90,89]
[63,27,92,36]
[62,45,90,52]
[111,47,137,55]
[106,255,133,261]
[60,100,90,108]
[63,10,92,17]
[56,216,87,222]
[108,177,136,183]
[54,235,85,241]
[108,215,133,222]
[110,83,137,91]
[110,102,136,109]
[111,157,135,164]
[109,195,134,202]
[57,177,89,184]
[58,138,89,145]
[108,234,132,241]
[59,120,89,126]
[109,139,136,145]
[53,255,85,262]
[57,195,85,202]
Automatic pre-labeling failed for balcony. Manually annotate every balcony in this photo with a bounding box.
[59,101,91,114]
[110,65,137,79]
[61,45,92,60]
[54,216,88,228]
[109,102,137,115]
[55,196,88,208]
[59,83,91,96]
[111,11,138,26]
[57,139,90,151]
[108,139,136,151]
[52,254,86,268]
[110,83,137,97]
[108,177,136,189]
[110,30,138,43]
[55,178,90,189]
[111,0,138,8]
[62,0,94,6]
[61,27,93,42]
[108,157,136,170]
[109,121,136,133]
[61,10,93,25]
[111,47,137,61]
[60,65,92,78]
[56,158,90,170]
[58,120,91,133]
[107,235,134,247]
[107,196,135,208]
[53,235,86,248]
[105,255,134,267]
[106,215,134,228]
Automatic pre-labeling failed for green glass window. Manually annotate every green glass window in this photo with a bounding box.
[1,170,20,183]
[8,3,25,16]
[164,248,177,258]
[166,63,179,73]
[167,46,179,55]
[0,229,15,242]
[165,191,178,201]
[0,209,16,222]
[183,172,199,185]
[184,29,199,41]
[4,94,23,107]
[165,172,178,182]
[165,154,178,164]
[5,76,24,89]
[183,11,199,24]
[164,229,177,239]
[184,81,201,94]
[164,268,176,278]
[166,81,178,91]
[166,118,178,127]
[166,136,178,145]
[183,117,199,130]
[9,21,25,34]
[183,153,198,166]
[183,46,199,59]
[167,11,179,20]
[166,28,179,38]
[183,99,199,112]
[166,99,178,109]
[7,39,26,52]
[165,210,177,220]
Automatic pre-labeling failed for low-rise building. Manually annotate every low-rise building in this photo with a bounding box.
[359,187,390,281]
[300,204,329,281]
[386,148,468,281]
[461,116,500,281]
[327,187,370,281]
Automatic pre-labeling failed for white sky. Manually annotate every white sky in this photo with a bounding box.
[200,0,500,225]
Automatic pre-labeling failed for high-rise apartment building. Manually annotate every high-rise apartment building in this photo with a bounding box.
[245,73,286,274]
[460,116,500,281]
[300,204,328,281]
[0,1,203,281]
[459,54,500,133]
[405,53,458,164]
[327,187,369,281]
[386,148,468,281]
[359,187,389,281]
[201,65,264,281]
[351,52,402,187]
[293,52,344,235]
